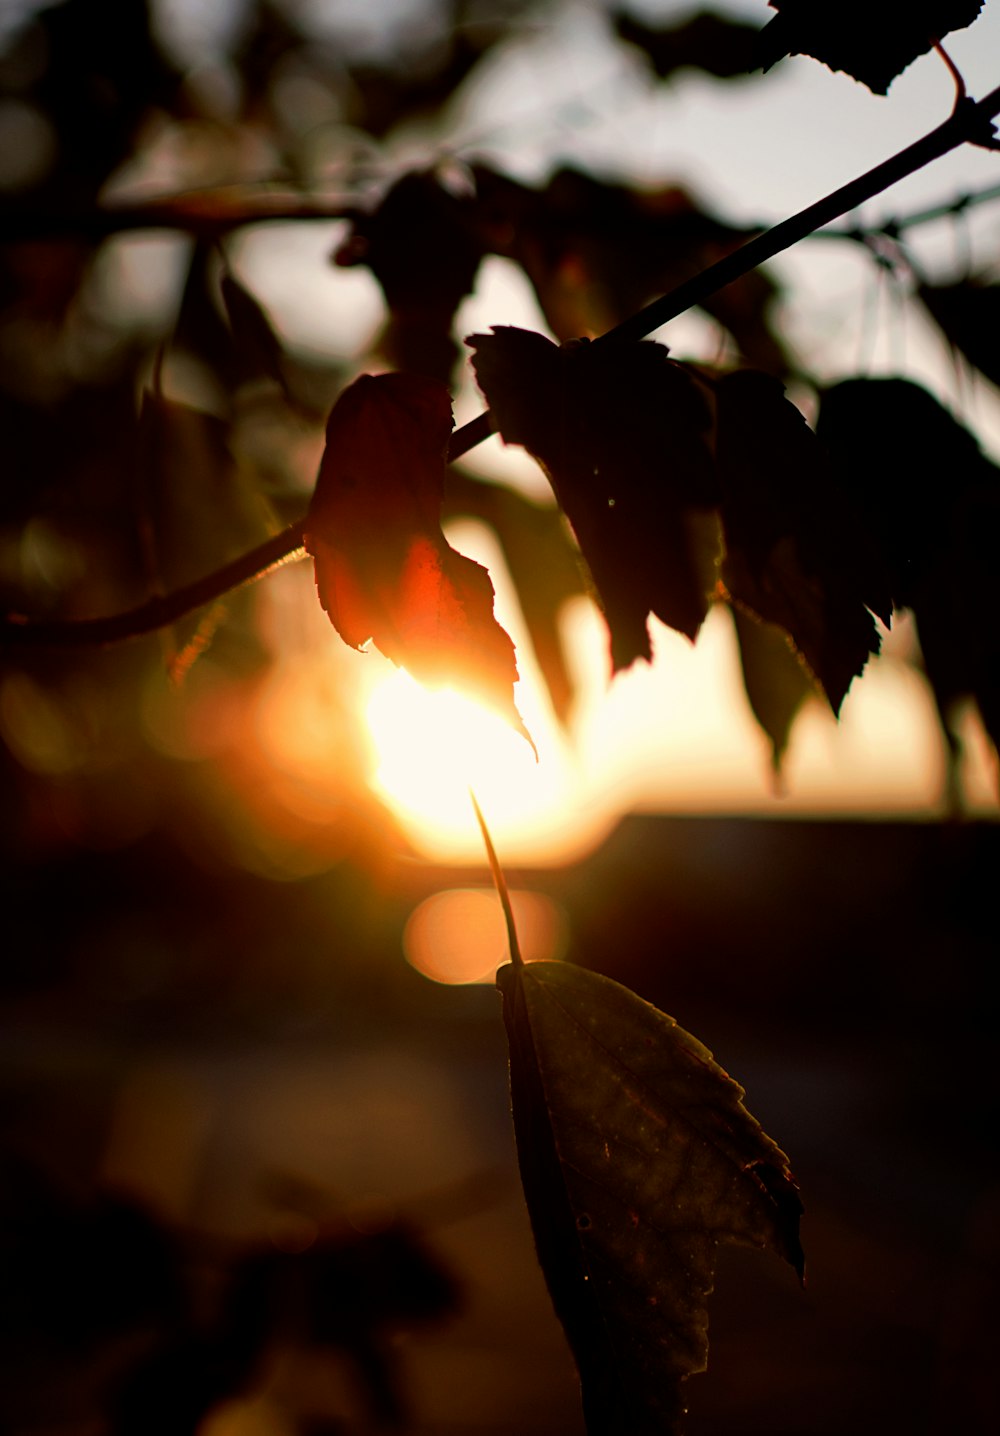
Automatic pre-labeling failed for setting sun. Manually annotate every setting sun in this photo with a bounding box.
[364,668,609,863]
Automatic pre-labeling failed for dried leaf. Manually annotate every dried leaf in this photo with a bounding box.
[716,370,887,713]
[498,957,804,1436]
[468,326,719,669]
[755,0,985,95]
[304,373,530,744]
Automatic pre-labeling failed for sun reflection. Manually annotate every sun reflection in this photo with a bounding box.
[403,887,568,984]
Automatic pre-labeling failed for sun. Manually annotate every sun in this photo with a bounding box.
[364,667,608,863]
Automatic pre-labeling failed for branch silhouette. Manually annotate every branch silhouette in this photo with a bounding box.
[4,84,999,650]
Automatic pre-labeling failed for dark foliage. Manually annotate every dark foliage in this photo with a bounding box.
[756,0,985,94]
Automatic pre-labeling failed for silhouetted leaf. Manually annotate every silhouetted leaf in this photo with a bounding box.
[305,373,531,743]
[335,169,484,382]
[468,327,720,668]
[614,8,763,81]
[472,164,790,375]
[497,957,804,1436]
[732,602,817,776]
[755,0,985,94]
[220,270,290,396]
[446,470,587,724]
[919,278,1000,391]
[817,376,1000,775]
[137,391,276,588]
[716,370,887,713]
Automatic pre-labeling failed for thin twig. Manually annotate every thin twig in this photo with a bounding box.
[4,83,1000,650]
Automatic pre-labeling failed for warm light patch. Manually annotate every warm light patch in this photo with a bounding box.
[403,887,568,984]
[364,667,606,862]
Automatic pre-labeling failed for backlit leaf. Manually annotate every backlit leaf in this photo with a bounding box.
[445,470,586,725]
[334,169,484,383]
[304,373,530,745]
[468,326,719,669]
[497,957,804,1436]
[716,370,887,713]
[755,0,985,95]
[731,601,817,777]
[472,164,790,375]
[817,376,1000,778]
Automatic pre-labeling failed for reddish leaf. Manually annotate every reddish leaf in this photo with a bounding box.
[304,373,530,744]
[468,327,719,669]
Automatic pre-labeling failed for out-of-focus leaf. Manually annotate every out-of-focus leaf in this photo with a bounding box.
[342,3,523,139]
[3,0,179,211]
[716,370,887,713]
[731,602,817,777]
[304,372,531,744]
[220,271,290,397]
[919,279,1000,391]
[817,376,1000,778]
[335,169,484,382]
[497,956,804,1436]
[468,326,720,668]
[220,1220,460,1429]
[755,0,985,95]
[445,470,587,725]
[137,391,276,589]
[472,164,790,375]
[614,8,763,81]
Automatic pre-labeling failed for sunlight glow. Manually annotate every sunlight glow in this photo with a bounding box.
[365,669,606,863]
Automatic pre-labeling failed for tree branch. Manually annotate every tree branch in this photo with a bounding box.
[4,84,999,650]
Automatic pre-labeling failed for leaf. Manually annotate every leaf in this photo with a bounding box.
[220,270,290,397]
[445,470,587,725]
[715,370,888,713]
[755,0,985,95]
[918,278,1000,391]
[497,957,804,1436]
[334,169,484,383]
[817,376,1000,773]
[472,164,791,375]
[731,601,817,777]
[136,390,276,587]
[304,372,531,745]
[468,326,720,669]
[614,8,763,81]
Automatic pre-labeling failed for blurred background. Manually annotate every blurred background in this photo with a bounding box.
[1,1,999,1432]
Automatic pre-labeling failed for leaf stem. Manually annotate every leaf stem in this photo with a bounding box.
[469,788,524,968]
[2,522,307,648]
